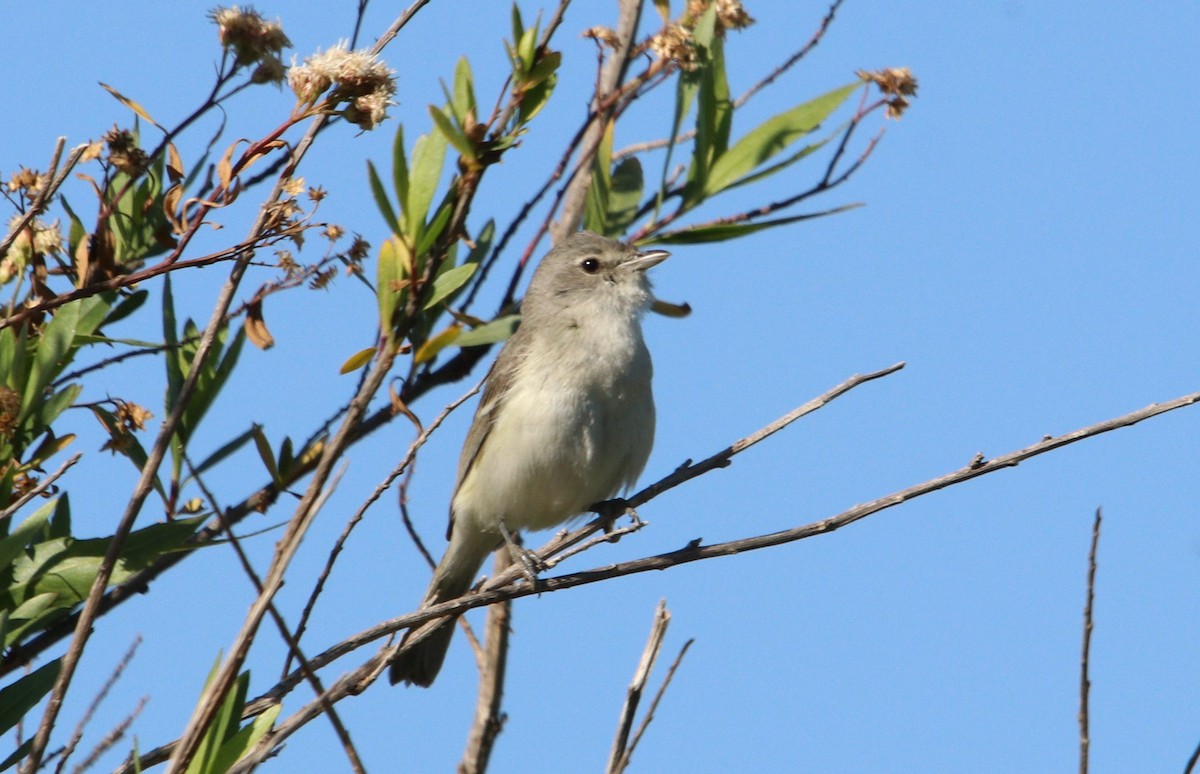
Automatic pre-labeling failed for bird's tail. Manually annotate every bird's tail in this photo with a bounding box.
[389,528,495,687]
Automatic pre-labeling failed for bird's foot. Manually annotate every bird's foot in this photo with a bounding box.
[498,520,545,586]
[590,498,642,535]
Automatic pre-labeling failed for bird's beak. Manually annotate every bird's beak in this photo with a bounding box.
[623,248,670,272]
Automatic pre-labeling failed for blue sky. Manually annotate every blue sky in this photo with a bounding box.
[5,1,1199,772]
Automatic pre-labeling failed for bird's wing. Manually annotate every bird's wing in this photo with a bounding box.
[445,325,531,540]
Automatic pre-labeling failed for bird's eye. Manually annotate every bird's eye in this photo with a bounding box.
[580,257,600,274]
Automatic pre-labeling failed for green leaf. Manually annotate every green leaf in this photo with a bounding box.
[391,124,410,220]
[415,200,454,259]
[250,425,281,487]
[0,499,57,571]
[101,289,149,327]
[452,57,476,121]
[0,659,61,737]
[607,157,644,236]
[209,703,281,773]
[0,737,33,771]
[704,81,859,197]
[377,237,409,339]
[644,205,861,244]
[21,301,81,424]
[455,315,520,347]
[406,129,447,243]
[367,160,402,236]
[428,105,477,161]
[585,120,615,235]
[423,263,478,310]
[518,72,556,125]
[525,50,561,88]
[682,2,721,206]
[38,383,80,430]
[191,427,257,478]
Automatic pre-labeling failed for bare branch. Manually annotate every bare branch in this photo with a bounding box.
[623,638,693,768]
[459,550,514,774]
[553,0,645,240]
[608,600,670,774]
[1079,508,1101,774]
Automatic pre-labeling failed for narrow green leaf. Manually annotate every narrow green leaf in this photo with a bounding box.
[391,124,410,218]
[406,129,447,242]
[525,50,561,88]
[585,120,615,235]
[453,57,476,120]
[0,736,32,772]
[21,301,81,424]
[644,205,861,244]
[428,106,477,161]
[340,347,376,375]
[415,200,454,258]
[377,237,409,339]
[423,263,478,310]
[190,427,257,477]
[209,703,281,774]
[518,73,556,125]
[251,425,281,486]
[101,289,149,327]
[0,659,61,737]
[39,383,81,429]
[704,81,859,197]
[367,161,402,236]
[607,157,644,236]
[455,315,520,347]
[0,499,57,570]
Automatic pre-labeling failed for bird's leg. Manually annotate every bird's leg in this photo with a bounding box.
[498,520,545,586]
[590,498,641,534]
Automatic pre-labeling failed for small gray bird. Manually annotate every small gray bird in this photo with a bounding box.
[389,231,669,687]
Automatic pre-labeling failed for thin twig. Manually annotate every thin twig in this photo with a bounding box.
[53,636,141,774]
[607,600,670,774]
[553,0,645,241]
[621,638,693,770]
[0,140,87,263]
[70,696,147,774]
[0,453,81,525]
[243,380,1200,722]
[286,378,480,678]
[459,549,514,774]
[1079,508,1101,774]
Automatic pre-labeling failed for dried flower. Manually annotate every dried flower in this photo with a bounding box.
[114,400,153,433]
[323,224,344,241]
[583,26,622,49]
[7,167,47,196]
[103,127,149,176]
[684,0,754,32]
[288,43,397,129]
[307,185,327,202]
[857,67,919,119]
[0,386,20,438]
[347,235,369,262]
[649,24,698,71]
[210,6,291,68]
[5,215,63,265]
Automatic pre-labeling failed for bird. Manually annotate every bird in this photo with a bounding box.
[388,231,669,687]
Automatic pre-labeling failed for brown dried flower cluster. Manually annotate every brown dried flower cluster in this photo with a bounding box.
[648,24,698,71]
[857,67,918,119]
[210,5,291,84]
[0,386,20,438]
[686,0,755,31]
[6,167,48,197]
[103,127,150,176]
[649,0,753,71]
[101,400,153,453]
[583,26,622,50]
[288,43,397,130]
